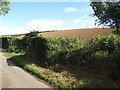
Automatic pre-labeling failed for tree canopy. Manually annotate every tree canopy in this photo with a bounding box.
[90,0,120,34]
[0,0,10,15]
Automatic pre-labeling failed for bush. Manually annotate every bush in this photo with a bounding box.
[3,32,120,81]
[26,36,81,65]
[80,34,120,80]
[1,31,39,53]
[6,37,26,53]
[90,34,120,53]
[26,37,48,63]
[22,30,39,49]
[0,37,9,49]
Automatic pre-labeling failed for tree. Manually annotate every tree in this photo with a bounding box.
[90,0,120,34]
[0,0,10,15]
[23,30,40,48]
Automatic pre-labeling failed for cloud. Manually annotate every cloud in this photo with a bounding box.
[26,19,64,31]
[73,18,81,23]
[0,27,29,35]
[0,18,101,35]
[0,19,65,35]
[64,7,78,13]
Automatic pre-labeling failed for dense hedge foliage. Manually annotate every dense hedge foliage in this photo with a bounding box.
[27,36,81,65]
[71,34,120,81]
[22,31,39,49]
[0,37,9,49]
[2,32,120,81]
[90,35,120,53]
[8,37,26,53]
[1,31,39,53]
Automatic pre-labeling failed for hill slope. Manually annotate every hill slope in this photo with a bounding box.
[38,28,114,40]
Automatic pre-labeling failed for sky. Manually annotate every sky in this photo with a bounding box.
[0,2,98,35]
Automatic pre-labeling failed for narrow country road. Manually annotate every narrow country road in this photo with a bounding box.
[0,53,52,89]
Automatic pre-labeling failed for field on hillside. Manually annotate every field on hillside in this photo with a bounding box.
[38,28,115,40]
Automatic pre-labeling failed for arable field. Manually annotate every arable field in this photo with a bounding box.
[38,28,114,40]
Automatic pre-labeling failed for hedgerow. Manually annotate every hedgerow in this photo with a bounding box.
[26,36,81,65]
[2,31,120,82]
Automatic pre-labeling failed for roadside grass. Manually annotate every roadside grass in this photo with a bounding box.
[4,52,119,88]
[0,49,2,52]
[4,52,23,56]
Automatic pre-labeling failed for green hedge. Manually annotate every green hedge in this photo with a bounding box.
[26,36,81,65]
[0,37,9,49]
[90,34,120,53]
[1,37,26,53]
[71,34,120,81]
[2,32,120,81]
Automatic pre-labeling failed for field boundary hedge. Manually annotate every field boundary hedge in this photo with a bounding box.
[2,33,120,86]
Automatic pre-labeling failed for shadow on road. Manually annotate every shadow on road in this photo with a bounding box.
[6,55,26,68]
[6,59,16,66]
[6,55,24,67]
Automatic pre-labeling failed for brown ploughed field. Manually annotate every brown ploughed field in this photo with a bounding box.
[38,28,115,41]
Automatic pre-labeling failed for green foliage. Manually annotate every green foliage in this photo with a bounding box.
[5,33,120,88]
[7,51,120,88]
[22,30,39,49]
[83,34,120,80]
[90,1,120,33]
[45,37,81,64]
[3,31,120,83]
[90,34,120,53]
[26,37,48,62]
[1,31,40,53]
[24,30,39,39]
[27,36,81,65]
[7,33,119,81]
[5,37,25,53]
[0,37,9,49]
[0,0,10,15]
